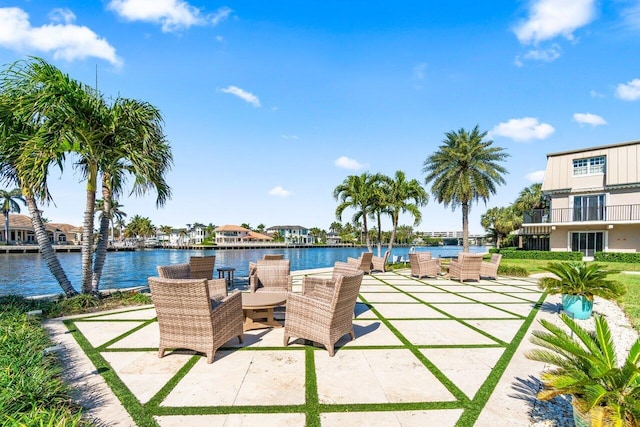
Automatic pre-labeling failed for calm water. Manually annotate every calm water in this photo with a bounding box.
[0,246,486,297]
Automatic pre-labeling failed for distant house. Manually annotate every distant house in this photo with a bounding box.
[214,225,273,244]
[326,232,342,245]
[521,140,640,255]
[0,214,81,244]
[266,225,315,244]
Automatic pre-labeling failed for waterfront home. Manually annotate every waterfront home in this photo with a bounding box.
[214,225,272,244]
[521,139,640,256]
[266,225,315,244]
[0,214,81,245]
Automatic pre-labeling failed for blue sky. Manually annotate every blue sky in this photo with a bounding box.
[1,0,639,234]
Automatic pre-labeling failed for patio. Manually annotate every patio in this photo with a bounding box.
[45,267,555,426]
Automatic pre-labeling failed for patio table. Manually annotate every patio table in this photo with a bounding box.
[241,292,287,331]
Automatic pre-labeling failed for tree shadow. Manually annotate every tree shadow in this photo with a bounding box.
[510,375,573,426]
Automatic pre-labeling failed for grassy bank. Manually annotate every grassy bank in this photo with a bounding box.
[0,292,152,425]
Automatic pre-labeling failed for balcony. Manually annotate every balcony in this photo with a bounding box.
[523,204,640,224]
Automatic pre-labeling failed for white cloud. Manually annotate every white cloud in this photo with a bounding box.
[280,134,299,140]
[107,1,232,32]
[616,78,640,101]
[573,112,606,126]
[219,86,261,107]
[413,63,427,80]
[334,156,364,170]
[621,2,640,29]
[490,117,555,142]
[523,44,561,62]
[525,170,545,183]
[590,89,605,98]
[514,0,596,44]
[0,7,121,66]
[268,186,292,197]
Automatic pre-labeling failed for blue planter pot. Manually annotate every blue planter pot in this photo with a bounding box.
[562,294,593,320]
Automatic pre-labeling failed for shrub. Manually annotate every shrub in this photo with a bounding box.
[490,248,582,260]
[594,251,640,263]
[496,265,529,277]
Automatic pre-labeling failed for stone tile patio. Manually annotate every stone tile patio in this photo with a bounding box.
[45,267,556,426]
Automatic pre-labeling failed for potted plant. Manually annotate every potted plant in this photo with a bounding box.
[538,261,626,319]
[527,314,640,426]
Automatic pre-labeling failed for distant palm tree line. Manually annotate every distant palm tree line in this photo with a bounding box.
[1,58,519,297]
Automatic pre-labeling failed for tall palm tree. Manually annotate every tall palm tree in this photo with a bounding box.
[513,183,548,216]
[368,176,390,256]
[0,188,25,244]
[334,172,381,252]
[0,65,78,296]
[384,171,428,253]
[423,126,509,252]
[96,198,126,243]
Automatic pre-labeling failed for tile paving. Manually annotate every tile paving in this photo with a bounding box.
[45,267,555,426]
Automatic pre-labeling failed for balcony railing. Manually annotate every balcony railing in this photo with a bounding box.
[523,204,640,224]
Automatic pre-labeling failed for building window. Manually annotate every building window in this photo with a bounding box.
[573,156,605,176]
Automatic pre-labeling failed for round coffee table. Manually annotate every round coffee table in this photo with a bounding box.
[241,292,287,331]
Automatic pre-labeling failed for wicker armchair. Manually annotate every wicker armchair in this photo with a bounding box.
[347,252,374,274]
[249,259,292,293]
[409,252,440,278]
[480,253,502,279]
[371,251,390,273]
[189,256,216,279]
[283,270,364,356]
[157,262,227,298]
[263,254,284,260]
[148,277,243,364]
[301,261,359,298]
[449,253,483,283]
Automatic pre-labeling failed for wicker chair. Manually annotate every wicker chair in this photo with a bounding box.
[347,252,374,274]
[371,251,390,273]
[409,252,440,278]
[301,261,359,297]
[263,254,284,260]
[189,256,216,279]
[449,253,483,283]
[480,253,502,279]
[283,270,364,356]
[148,277,243,364]
[249,259,292,293]
[157,263,227,298]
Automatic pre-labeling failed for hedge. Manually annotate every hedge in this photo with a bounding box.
[489,248,582,260]
[594,252,640,263]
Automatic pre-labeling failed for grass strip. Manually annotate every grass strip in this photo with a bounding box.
[63,319,158,427]
[305,346,321,427]
[146,355,200,409]
[96,318,157,351]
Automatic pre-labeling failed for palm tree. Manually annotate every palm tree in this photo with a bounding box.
[384,171,428,254]
[368,176,390,256]
[96,198,126,243]
[480,206,522,249]
[334,172,380,252]
[0,188,25,244]
[0,63,77,296]
[423,126,509,252]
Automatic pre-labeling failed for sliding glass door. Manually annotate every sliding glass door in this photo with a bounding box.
[573,195,605,221]
[571,232,603,257]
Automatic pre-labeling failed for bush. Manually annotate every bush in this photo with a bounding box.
[594,251,640,263]
[490,248,582,260]
[0,300,85,425]
[497,265,529,277]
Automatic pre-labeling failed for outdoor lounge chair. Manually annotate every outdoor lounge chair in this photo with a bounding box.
[148,277,243,364]
[249,259,292,293]
[283,270,364,356]
[157,261,227,298]
[347,252,373,274]
[480,253,502,279]
[448,253,483,283]
[300,261,359,297]
[189,256,216,280]
[409,252,440,278]
[371,251,390,273]
[263,254,284,260]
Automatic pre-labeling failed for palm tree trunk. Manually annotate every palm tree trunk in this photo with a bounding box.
[25,196,78,296]
[387,214,399,254]
[376,212,382,256]
[363,215,372,252]
[3,211,8,243]
[92,178,111,294]
[462,202,469,252]
[81,167,98,294]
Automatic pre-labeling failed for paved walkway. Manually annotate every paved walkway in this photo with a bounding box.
[45,267,561,426]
